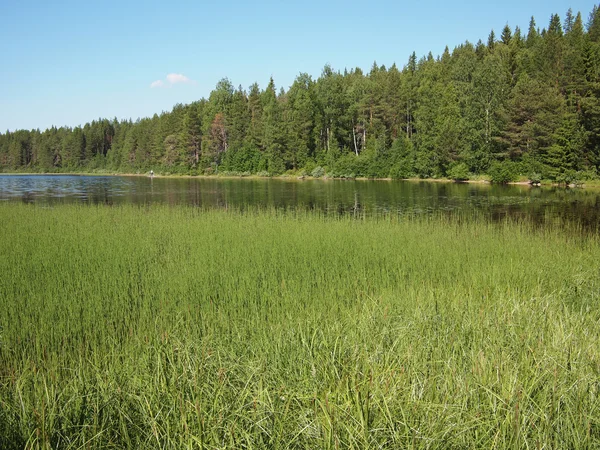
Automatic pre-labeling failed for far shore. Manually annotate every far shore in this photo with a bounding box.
[1,171,598,188]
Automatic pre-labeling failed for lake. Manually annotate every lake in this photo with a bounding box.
[0,174,599,230]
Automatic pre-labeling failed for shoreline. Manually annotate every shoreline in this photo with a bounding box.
[0,171,597,188]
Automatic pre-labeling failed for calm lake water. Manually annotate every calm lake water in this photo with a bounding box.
[1,174,599,230]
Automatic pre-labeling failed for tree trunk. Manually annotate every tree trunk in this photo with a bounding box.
[352,122,359,156]
[407,102,411,139]
[485,106,490,144]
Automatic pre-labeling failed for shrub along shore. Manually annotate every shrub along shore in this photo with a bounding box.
[0,204,599,448]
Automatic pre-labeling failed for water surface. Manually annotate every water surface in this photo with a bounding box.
[1,175,598,230]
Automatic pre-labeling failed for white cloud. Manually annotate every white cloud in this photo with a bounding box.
[150,73,195,88]
[166,73,193,84]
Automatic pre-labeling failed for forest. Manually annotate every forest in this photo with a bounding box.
[3,7,600,183]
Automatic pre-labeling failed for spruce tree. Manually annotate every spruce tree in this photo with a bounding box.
[527,17,539,47]
[501,24,512,45]
[180,107,201,168]
[487,30,496,50]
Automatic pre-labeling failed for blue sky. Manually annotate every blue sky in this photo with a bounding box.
[0,0,597,132]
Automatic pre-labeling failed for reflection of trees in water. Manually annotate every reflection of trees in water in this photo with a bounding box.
[2,176,599,232]
[86,181,112,205]
[488,201,599,233]
[20,192,35,203]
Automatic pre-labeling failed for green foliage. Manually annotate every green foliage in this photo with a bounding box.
[577,167,598,180]
[220,143,262,173]
[447,162,470,181]
[555,168,578,185]
[310,165,325,178]
[265,145,285,175]
[528,172,542,184]
[489,160,519,183]
[331,153,360,178]
[389,159,413,179]
[388,137,414,179]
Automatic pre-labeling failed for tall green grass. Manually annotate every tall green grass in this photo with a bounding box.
[0,204,599,449]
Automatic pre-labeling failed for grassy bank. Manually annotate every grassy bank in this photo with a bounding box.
[0,204,599,448]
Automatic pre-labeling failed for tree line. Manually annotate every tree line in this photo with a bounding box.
[3,7,600,183]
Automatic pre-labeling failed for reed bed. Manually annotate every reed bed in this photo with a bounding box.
[0,203,599,449]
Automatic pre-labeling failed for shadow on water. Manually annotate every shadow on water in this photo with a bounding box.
[0,175,598,232]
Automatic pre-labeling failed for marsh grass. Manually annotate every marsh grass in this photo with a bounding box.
[0,204,599,448]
